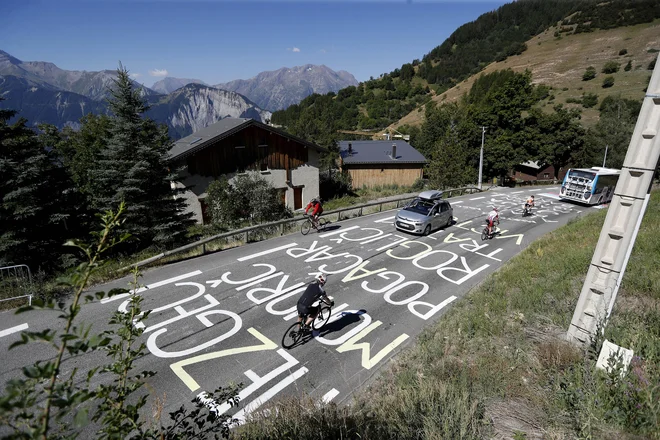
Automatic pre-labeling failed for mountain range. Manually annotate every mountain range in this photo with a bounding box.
[151,77,208,94]
[0,49,356,138]
[213,64,358,111]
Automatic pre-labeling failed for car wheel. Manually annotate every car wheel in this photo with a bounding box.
[423,225,431,236]
[446,215,452,227]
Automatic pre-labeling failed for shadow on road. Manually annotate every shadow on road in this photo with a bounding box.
[317,309,367,338]
[319,224,341,233]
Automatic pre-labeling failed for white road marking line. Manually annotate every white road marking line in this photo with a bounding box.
[322,388,340,404]
[237,243,298,261]
[361,233,392,244]
[450,201,463,204]
[530,189,543,192]
[470,196,485,200]
[375,237,408,251]
[319,225,360,237]
[0,323,28,338]
[511,191,524,194]
[373,216,396,224]
[101,270,202,303]
[233,366,308,425]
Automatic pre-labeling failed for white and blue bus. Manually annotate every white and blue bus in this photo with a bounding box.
[560,167,620,205]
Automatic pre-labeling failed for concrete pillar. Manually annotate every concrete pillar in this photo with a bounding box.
[567,55,660,345]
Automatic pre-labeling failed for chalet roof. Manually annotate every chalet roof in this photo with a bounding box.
[168,118,326,161]
[339,140,427,165]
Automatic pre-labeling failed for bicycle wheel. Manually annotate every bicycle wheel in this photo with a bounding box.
[313,306,332,330]
[301,219,312,235]
[282,322,303,349]
[481,227,488,241]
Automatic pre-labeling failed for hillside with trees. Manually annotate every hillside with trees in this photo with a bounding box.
[272,0,660,186]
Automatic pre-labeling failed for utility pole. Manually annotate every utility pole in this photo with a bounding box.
[478,126,486,189]
[603,144,609,167]
[567,55,660,345]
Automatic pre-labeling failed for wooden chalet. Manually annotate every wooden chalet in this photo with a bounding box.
[169,118,326,223]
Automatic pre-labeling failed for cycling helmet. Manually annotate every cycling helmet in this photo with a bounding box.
[316,274,327,285]
[493,207,499,212]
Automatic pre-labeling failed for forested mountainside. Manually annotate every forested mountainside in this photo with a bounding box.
[272,0,660,147]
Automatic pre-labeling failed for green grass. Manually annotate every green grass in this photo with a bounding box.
[323,184,419,211]
[235,189,660,440]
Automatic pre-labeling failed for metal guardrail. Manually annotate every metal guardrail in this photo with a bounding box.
[120,186,483,272]
[0,264,33,306]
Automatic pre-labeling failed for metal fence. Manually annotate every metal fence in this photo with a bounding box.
[120,185,483,272]
[0,264,33,306]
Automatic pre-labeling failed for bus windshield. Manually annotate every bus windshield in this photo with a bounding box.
[568,170,596,180]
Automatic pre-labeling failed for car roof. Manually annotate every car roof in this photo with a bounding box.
[418,190,443,200]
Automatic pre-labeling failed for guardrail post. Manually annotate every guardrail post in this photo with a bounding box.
[280,223,284,236]
[379,203,382,212]
[359,207,363,216]
[396,200,400,208]
[202,243,206,254]
[244,231,248,243]
[338,211,342,221]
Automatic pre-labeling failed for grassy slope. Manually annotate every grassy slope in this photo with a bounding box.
[237,190,660,439]
[392,19,660,131]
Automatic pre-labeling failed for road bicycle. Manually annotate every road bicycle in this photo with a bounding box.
[481,219,500,241]
[301,214,329,235]
[281,298,333,349]
[522,204,533,217]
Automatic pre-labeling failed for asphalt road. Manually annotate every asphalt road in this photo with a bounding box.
[0,186,599,427]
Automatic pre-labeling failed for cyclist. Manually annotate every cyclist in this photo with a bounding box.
[486,207,499,236]
[304,198,324,228]
[297,274,333,331]
[524,195,535,213]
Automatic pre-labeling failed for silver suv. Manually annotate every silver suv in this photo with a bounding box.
[395,190,454,235]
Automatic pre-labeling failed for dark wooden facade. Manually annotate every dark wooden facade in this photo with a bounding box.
[185,125,308,181]
[511,163,567,182]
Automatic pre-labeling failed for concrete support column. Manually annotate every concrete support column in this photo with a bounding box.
[567,55,660,345]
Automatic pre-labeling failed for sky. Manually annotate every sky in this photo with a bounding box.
[1,0,510,87]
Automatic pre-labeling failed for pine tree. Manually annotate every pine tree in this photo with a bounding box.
[0,100,76,272]
[87,65,193,252]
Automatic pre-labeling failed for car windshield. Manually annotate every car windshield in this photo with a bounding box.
[403,199,435,216]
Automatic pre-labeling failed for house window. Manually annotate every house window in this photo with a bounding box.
[543,173,550,179]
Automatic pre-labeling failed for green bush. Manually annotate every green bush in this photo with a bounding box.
[320,169,353,201]
[602,76,615,88]
[602,61,620,74]
[206,173,292,227]
[582,93,599,108]
[411,177,425,191]
[582,66,597,81]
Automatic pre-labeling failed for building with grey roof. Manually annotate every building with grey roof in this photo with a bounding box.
[169,117,326,223]
[338,140,427,189]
